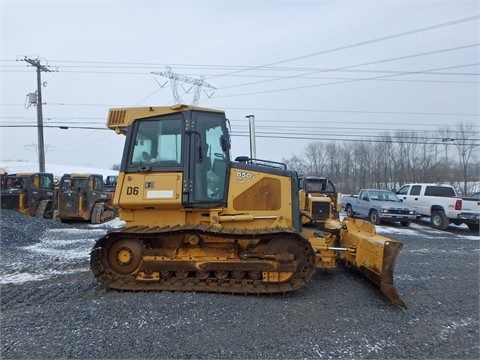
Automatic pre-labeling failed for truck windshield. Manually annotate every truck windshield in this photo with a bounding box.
[369,191,400,202]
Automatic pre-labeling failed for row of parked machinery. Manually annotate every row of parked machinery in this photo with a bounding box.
[0,172,117,224]
[0,104,407,306]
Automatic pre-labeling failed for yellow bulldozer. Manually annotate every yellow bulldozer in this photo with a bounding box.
[90,104,405,307]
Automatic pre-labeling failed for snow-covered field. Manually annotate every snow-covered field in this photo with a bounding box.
[376,221,480,241]
[0,161,118,178]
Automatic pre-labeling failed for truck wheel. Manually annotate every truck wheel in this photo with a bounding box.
[431,210,449,230]
[467,223,479,232]
[400,220,411,227]
[369,210,381,225]
[346,205,354,218]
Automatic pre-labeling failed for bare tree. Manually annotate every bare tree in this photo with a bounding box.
[325,141,343,185]
[352,141,372,190]
[282,124,479,196]
[283,154,306,174]
[303,142,326,176]
[339,143,355,193]
[451,122,480,195]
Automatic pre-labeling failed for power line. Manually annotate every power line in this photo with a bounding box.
[2,62,478,77]
[212,15,480,79]
[3,123,477,139]
[215,63,480,98]
[1,106,476,118]
[0,125,109,130]
[218,44,479,90]
[225,107,478,118]
[230,132,479,146]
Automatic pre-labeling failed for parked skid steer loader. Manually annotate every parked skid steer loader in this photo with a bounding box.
[57,173,116,224]
[299,176,341,227]
[1,172,56,218]
[90,104,406,307]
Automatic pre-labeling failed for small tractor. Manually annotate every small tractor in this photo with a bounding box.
[90,104,406,308]
[1,172,56,218]
[56,173,116,224]
[298,176,341,228]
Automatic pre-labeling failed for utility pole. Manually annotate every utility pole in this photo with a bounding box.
[23,57,50,172]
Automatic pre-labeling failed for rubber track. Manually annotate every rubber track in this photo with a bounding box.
[91,203,115,224]
[90,224,316,294]
[35,200,49,219]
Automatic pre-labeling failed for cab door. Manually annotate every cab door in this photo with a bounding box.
[357,190,370,215]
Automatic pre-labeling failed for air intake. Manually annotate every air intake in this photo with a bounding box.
[107,110,127,128]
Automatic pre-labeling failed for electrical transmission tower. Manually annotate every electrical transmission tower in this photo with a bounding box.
[152,66,216,106]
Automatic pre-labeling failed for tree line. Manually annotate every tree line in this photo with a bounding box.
[282,122,479,196]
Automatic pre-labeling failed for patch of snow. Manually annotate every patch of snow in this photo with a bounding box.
[0,161,118,179]
[375,226,418,236]
[0,268,89,284]
[1,226,105,284]
[88,217,125,229]
[23,239,95,260]
[438,318,474,341]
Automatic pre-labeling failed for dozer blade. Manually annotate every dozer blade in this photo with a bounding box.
[335,218,406,308]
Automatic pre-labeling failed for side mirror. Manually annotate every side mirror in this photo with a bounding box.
[220,136,230,152]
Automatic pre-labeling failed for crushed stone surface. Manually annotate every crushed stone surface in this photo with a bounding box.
[1,209,479,359]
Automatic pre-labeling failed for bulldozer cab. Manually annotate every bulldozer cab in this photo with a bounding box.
[118,106,230,209]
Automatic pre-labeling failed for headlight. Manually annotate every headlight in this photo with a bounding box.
[409,210,415,215]
[381,208,388,213]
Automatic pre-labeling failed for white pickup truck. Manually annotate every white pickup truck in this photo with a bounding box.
[396,183,480,232]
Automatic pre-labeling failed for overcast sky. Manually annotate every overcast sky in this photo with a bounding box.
[1,0,478,169]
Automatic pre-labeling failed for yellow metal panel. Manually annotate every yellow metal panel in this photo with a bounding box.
[117,172,182,209]
[233,177,281,210]
[227,169,293,224]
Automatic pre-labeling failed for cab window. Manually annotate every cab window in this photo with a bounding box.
[129,116,183,166]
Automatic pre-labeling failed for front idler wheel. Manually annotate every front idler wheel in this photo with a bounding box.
[107,238,144,274]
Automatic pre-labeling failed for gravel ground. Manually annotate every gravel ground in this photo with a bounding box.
[1,209,479,359]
